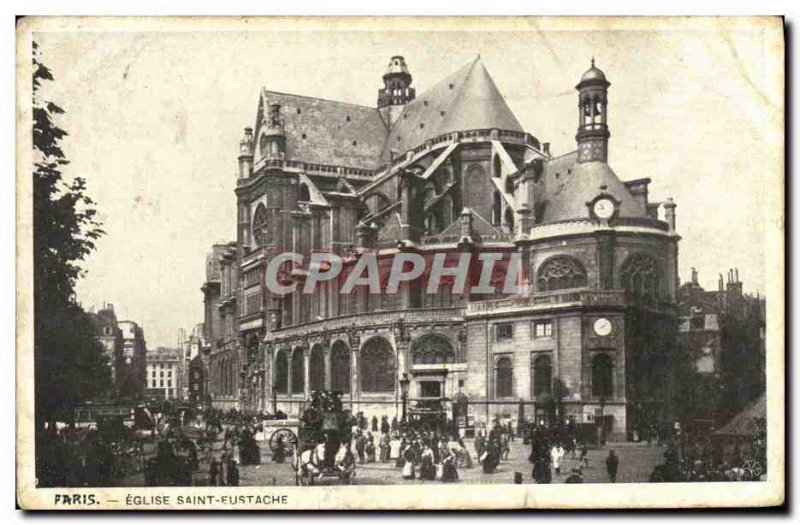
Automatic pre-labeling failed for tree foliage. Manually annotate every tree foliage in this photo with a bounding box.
[33,41,110,427]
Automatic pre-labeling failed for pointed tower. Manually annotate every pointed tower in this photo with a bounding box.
[377,56,415,129]
[576,59,611,163]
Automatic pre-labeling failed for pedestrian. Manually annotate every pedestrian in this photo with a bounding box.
[481,440,500,474]
[208,457,220,486]
[401,444,416,480]
[580,445,589,468]
[550,444,564,476]
[565,467,584,483]
[501,433,510,460]
[392,437,404,467]
[272,435,286,464]
[379,432,390,462]
[366,432,376,463]
[420,443,436,480]
[606,449,619,483]
[440,448,459,482]
[355,432,366,463]
[474,431,485,460]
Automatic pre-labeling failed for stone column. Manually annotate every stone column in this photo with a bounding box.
[323,340,332,390]
[348,328,361,406]
[303,341,311,399]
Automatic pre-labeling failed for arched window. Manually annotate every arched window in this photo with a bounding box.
[620,253,663,300]
[330,341,351,393]
[360,337,395,392]
[252,204,270,247]
[591,353,614,398]
[291,348,305,394]
[505,177,514,194]
[495,356,513,398]
[274,350,288,394]
[411,334,455,365]
[537,256,588,292]
[309,345,325,392]
[298,183,311,202]
[492,191,502,226]
[493,154,502,178]
[533,354,552,397]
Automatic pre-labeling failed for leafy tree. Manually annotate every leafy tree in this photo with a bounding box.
[32,41,109,433]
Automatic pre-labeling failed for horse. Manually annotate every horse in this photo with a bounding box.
[293,442,327,486]
[334,443,356,483]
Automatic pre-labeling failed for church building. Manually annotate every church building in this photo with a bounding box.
[205,55,681,439]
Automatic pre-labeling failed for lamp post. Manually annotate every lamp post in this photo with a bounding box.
[399,373,410,424]
[272,385,278,413]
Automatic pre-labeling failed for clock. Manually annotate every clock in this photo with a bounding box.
[593,198,615,220]
[593,318,613,337]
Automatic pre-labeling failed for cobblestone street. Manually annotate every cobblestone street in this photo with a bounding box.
[237,440,665,486]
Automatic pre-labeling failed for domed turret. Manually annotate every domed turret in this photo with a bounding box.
[377,55,415,128]
[575,58,611,163]
[579,58,608,84]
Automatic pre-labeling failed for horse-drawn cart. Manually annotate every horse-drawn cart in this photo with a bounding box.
[291,391,357,486]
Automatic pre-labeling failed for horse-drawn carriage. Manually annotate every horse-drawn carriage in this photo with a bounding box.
[291,391,357,486]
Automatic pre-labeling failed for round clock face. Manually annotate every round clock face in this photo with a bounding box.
[593,198,615,220]
[593,318,613,337]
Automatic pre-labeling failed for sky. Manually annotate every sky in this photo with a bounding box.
[32,18,783,348]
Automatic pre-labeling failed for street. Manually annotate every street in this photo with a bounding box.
[234,440,665,486]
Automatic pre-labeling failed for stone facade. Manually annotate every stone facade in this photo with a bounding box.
[204,56,682,439]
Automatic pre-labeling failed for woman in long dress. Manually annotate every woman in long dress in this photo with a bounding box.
[401,444,416,480]
[419,444,436,480]
[440,448,459,482]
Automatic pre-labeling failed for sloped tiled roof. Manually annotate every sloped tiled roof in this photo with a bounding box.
[539,152,646,222]
[382,57,524,161]
[713,394,765,437]
[259,90,388,170]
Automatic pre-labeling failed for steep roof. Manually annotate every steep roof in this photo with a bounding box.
[259,90,388,170]
[713,394,765,437]
[382,57,524,161]
[539,152,646,222]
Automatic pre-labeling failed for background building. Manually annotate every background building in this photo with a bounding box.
[677,267,766,430]
[87,303,123,395]
[116,320,147,399]
[205,56,683,438]
[146,347,183,400]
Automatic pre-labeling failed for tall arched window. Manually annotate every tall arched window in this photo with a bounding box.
[411,334,455,365]
[492,191,502,225]
[360,337,395,392]
[591,353,614,398]
[252,204,270,247]
[620,253,663,300]
[537,256,588,291]
[309,345,325,392]
[493,154,502,178]
[495,356,513,398]
[532,354,552,397]
[274,350,288,394]
[291,348,305,394]
[330,341,351,393]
